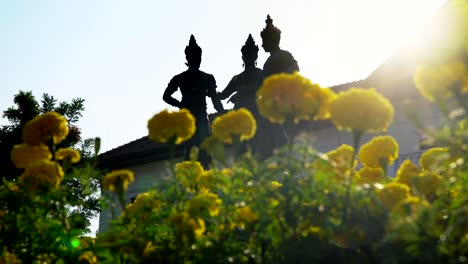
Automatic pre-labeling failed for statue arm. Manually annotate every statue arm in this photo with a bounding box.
[218,77,237,100]
[287,52,300,73]
[207,75,225,113]
[211,94,225,113]
[163,77,183,108]
[291,58,299,72]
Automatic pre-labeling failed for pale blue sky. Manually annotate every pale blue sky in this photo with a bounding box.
[1,0,446,154]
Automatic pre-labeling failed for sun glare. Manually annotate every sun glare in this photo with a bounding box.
[290,0,447,86]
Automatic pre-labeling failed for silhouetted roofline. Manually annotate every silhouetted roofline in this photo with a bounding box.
[98,112,226,170]
[98,136,185,170]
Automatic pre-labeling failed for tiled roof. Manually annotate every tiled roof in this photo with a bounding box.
[98,112,223,169]
[98,136,184,170]
[99,136,168,160]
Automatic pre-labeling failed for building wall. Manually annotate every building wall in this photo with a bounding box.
[98,157,182,233]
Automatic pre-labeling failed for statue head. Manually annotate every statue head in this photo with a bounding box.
[260,15,281,52]
[241,34,259,66]
[185,35,202,69]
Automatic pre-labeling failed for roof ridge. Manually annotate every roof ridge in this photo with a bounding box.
[100,135,149,156]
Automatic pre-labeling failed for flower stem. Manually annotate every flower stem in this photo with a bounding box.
[168,142,181,210]
[342,130,362,226]
[379,158,389,182]
[233,135,241,161]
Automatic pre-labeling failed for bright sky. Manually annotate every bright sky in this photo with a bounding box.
[1,0,446,153]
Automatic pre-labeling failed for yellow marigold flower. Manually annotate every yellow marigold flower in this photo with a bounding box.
[377,182,410,210]
[7,183,19,192]
[55,148,81,163]
[10,143,51,168]
[271,181,283,189]
[395,160,420,187]
[23,112,69,145]
[316,87,337,120]
[79,236,95,249]
[236,206,257,224]
[169,212,205,239]
[102,169,134,192]
[187,192,222,217]
[212,108,256,143]
[329,88,394,133]
[392,196,430,216]
[175,161,204,191]
[197,170,215,193]
[414,60,468,101]
[357,167,385,184]
[0,251,21,264]
[419,147,449,172]
[414,172,443,197]
[78,251,97,264]
[298,221,323,237]
[143,241,158,257]
[359,136,399,168]
[270,198,280,207]
[267,162,279,170]
[257,72,333,124]
[147,109,196,144]
[19,160,64,190]
[221,168,233,176]
[123,191,161,220]
[326,144,356,172]
[310,145,356,183]
[35,254,55,263]
[450,184,461,199]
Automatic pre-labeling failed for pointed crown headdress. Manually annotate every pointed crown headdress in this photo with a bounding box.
[260,15,281,43]
[185,35,202,57]
[241,34,259,57]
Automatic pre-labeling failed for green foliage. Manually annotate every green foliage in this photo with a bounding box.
[0,91,101,238]
[0,91,87,180]
[2,88,468,263]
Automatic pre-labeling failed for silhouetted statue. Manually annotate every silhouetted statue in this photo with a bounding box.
[261,15,300,77]
[218,34,264,154]
[163,35,224,166]
[219,34,263,113]
[258,15,300,157]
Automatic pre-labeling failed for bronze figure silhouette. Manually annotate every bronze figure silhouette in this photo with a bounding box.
[218,34,263,113]
[218,34,264,154]
[258,15,300,157]
[163,35,224,166]
[261,15,300,77]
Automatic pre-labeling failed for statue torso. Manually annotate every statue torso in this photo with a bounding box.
[169,70,217,115]
[263,49,300,77]
[229,67,264,111]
